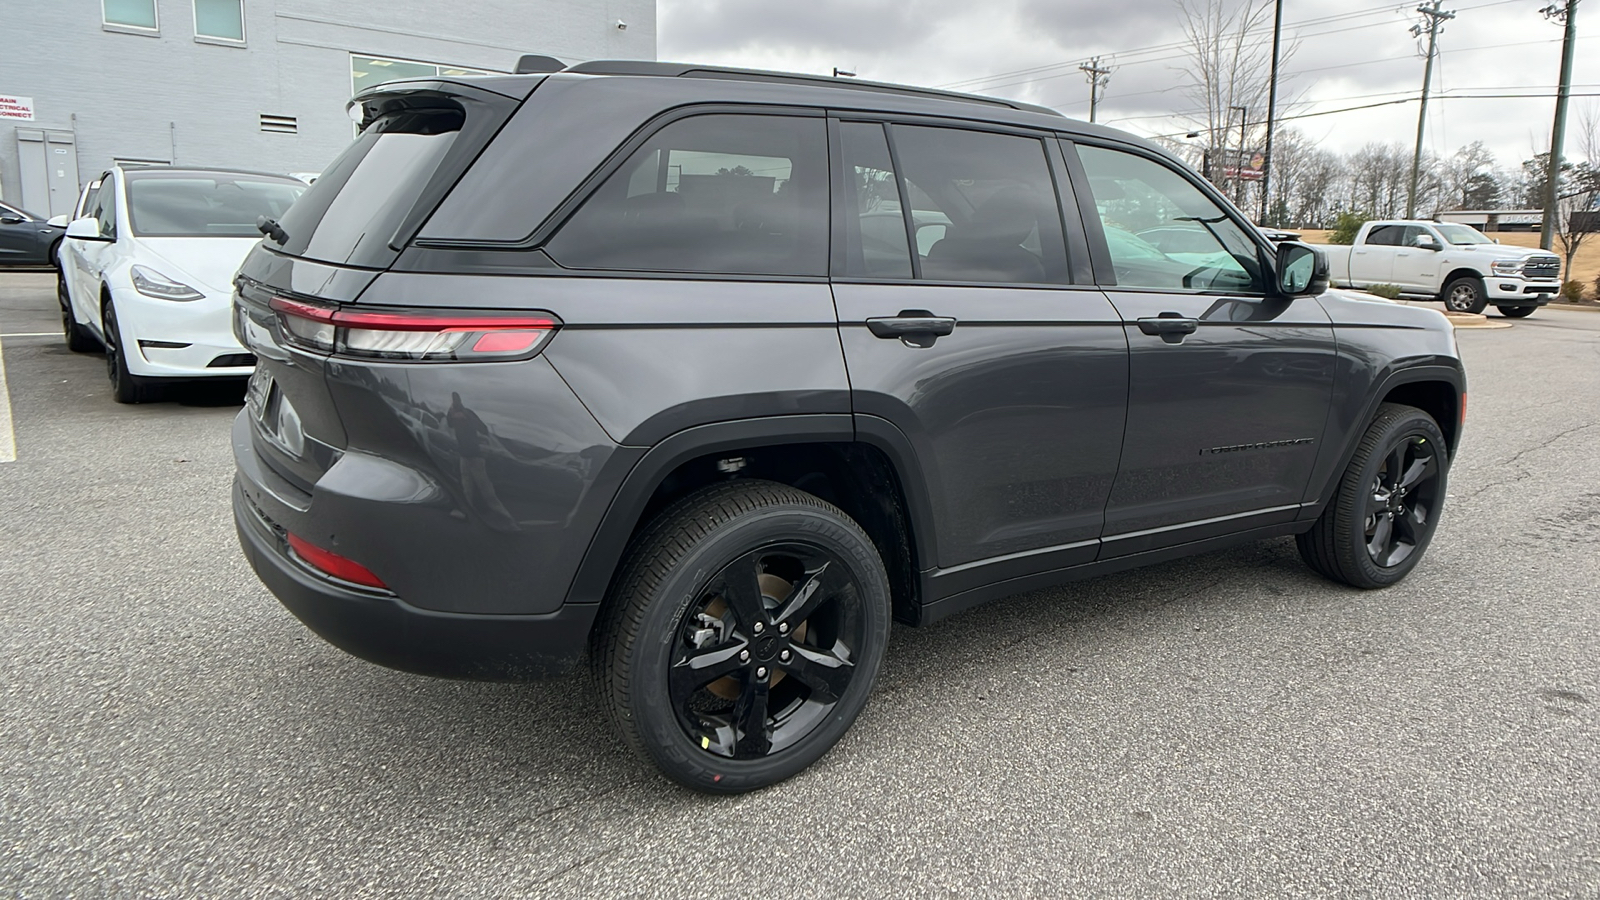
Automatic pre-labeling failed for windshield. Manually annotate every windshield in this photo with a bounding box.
[127,174,305,237]
[1435,223,1493,245]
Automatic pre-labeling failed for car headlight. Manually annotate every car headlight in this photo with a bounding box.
[131,265,205,302]
[1490,259,1525,277]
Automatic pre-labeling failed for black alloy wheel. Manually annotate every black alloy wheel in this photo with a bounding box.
[1298,403,1448,588]
[103,300,155,404]
[1442,275,1488,314]
[60,279,98,352]
[1496,305,1536,318]
[595,481,890,793]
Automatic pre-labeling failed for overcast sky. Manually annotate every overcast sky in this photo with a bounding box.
[658,0,1599,173]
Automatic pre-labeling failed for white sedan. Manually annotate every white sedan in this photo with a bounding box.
[60,166,305,403]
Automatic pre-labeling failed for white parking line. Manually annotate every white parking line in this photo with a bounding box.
[0,333,57,338]
[0,334,15,463]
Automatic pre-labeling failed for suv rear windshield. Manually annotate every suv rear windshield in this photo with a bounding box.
[126,172,305,237]
[270,88,517,269]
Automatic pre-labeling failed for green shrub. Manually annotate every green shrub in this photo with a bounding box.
[1366,283,1402,299]
[1561,280,1584,302]
[1328,211,1368,245]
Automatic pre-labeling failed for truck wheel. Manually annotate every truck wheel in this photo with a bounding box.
[1441,275,1488,314]
[1495,305,1535,318]
[1297,403,1448,589]
[593,480,891,793]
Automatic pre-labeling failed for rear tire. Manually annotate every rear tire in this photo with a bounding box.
[60,279,98,353]
[1441,275,1488,314]
[1298,403,1448,589]
[1495,305,1536,318]
[103,300,157,404]
[593,480,891,793]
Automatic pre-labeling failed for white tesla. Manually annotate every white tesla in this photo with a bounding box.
[61,166,305,403]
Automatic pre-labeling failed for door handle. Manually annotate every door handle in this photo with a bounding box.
[866,312,956,340]
[1137,314,1199,343]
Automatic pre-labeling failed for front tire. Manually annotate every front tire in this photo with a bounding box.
[594,480,891,793]
[103,300,156,404]
[1297,403,1448,589]
[1495,305,1536,318]
[1442,275,1488,314]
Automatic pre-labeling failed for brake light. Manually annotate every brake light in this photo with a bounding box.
[268,297,558,361]
[287,533,388,589]
[1460,392,1467,427]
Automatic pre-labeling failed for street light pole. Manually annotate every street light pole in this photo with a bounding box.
[1406,1,1455,219]
[1230,105,1248,206]
[1540,1,1579,251]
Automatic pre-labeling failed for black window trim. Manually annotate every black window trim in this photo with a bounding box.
[1066,136,1277,297]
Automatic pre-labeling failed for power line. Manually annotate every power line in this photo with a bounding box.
[1079,57,1113,123]
[1408,1,1457,218]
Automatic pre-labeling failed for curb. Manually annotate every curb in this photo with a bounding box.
[1547,303,1600,312]
[1443,312,1512,329]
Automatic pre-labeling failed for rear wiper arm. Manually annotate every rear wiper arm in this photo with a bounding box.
[256,216,289,245]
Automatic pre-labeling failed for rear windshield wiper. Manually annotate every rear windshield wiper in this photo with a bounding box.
[256,216,289,245]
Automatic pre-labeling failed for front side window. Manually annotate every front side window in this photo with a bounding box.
[104,0,157,29]
[1076,144,1263,293]
[93,183,118,239]
[194,0,245,42]
[891,125,1069,284]
[546,114,829,276]
[126,174,304,237]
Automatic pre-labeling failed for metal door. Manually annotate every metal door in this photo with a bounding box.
[16,129,79,218]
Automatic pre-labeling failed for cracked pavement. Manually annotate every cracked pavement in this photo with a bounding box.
[2,271,1597,898]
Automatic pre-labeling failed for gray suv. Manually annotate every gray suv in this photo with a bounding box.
[232,61,1464,793]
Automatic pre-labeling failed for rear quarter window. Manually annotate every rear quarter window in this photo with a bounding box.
[544,113,830,277]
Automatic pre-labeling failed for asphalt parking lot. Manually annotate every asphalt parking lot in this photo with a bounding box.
[1,269,1596,898]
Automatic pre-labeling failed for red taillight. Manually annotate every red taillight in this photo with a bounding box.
[1460,392,1467,427]
[286,533,388,589]
[268,297,558,361]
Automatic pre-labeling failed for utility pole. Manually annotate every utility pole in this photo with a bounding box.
[1079,57,1112,123]
[1540,1,1579,251]
[1260,0,1284,225]
[1406,1,1455,219]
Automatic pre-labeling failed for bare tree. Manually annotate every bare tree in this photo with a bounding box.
[1554,106,1600,281]
[1262,128,1345,227]
[1173,0,1296,213]
[1442,141,1501,210]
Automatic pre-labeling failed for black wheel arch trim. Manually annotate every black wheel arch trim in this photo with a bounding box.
[1304,361,1464,516]
[563,413,941,613]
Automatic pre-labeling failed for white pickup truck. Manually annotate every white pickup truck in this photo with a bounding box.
[1314,220,1561,317]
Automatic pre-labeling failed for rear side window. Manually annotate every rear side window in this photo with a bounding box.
[1365,224,1403,246]
[545,114,829,276]
[889,125,1070,285]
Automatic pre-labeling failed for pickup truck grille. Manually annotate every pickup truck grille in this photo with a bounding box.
[1524,257,1561,280]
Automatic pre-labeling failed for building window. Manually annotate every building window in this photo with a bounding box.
[103,0,158,32]
[350,55,497,98]
[194,0,245,43]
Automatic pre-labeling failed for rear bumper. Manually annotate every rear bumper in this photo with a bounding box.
[234,476,598,681]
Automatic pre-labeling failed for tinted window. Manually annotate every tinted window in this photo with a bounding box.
[274,108,464,267]
[547,114,829,276]
[1365,224,1403,246]
[838,122,912,279]
[890,125,1068,284]
[127,174,304,237]
[94,183,118,239]
[1076,144,1263,293]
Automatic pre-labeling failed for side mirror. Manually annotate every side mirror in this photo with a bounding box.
[0,214,23,225]
[65,217,112,242]
[1414,233,1441,250]
[47,214,68,228]
[1276,241,1328,297]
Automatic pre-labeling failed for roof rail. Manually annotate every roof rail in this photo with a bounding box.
[561,60,1063,117]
